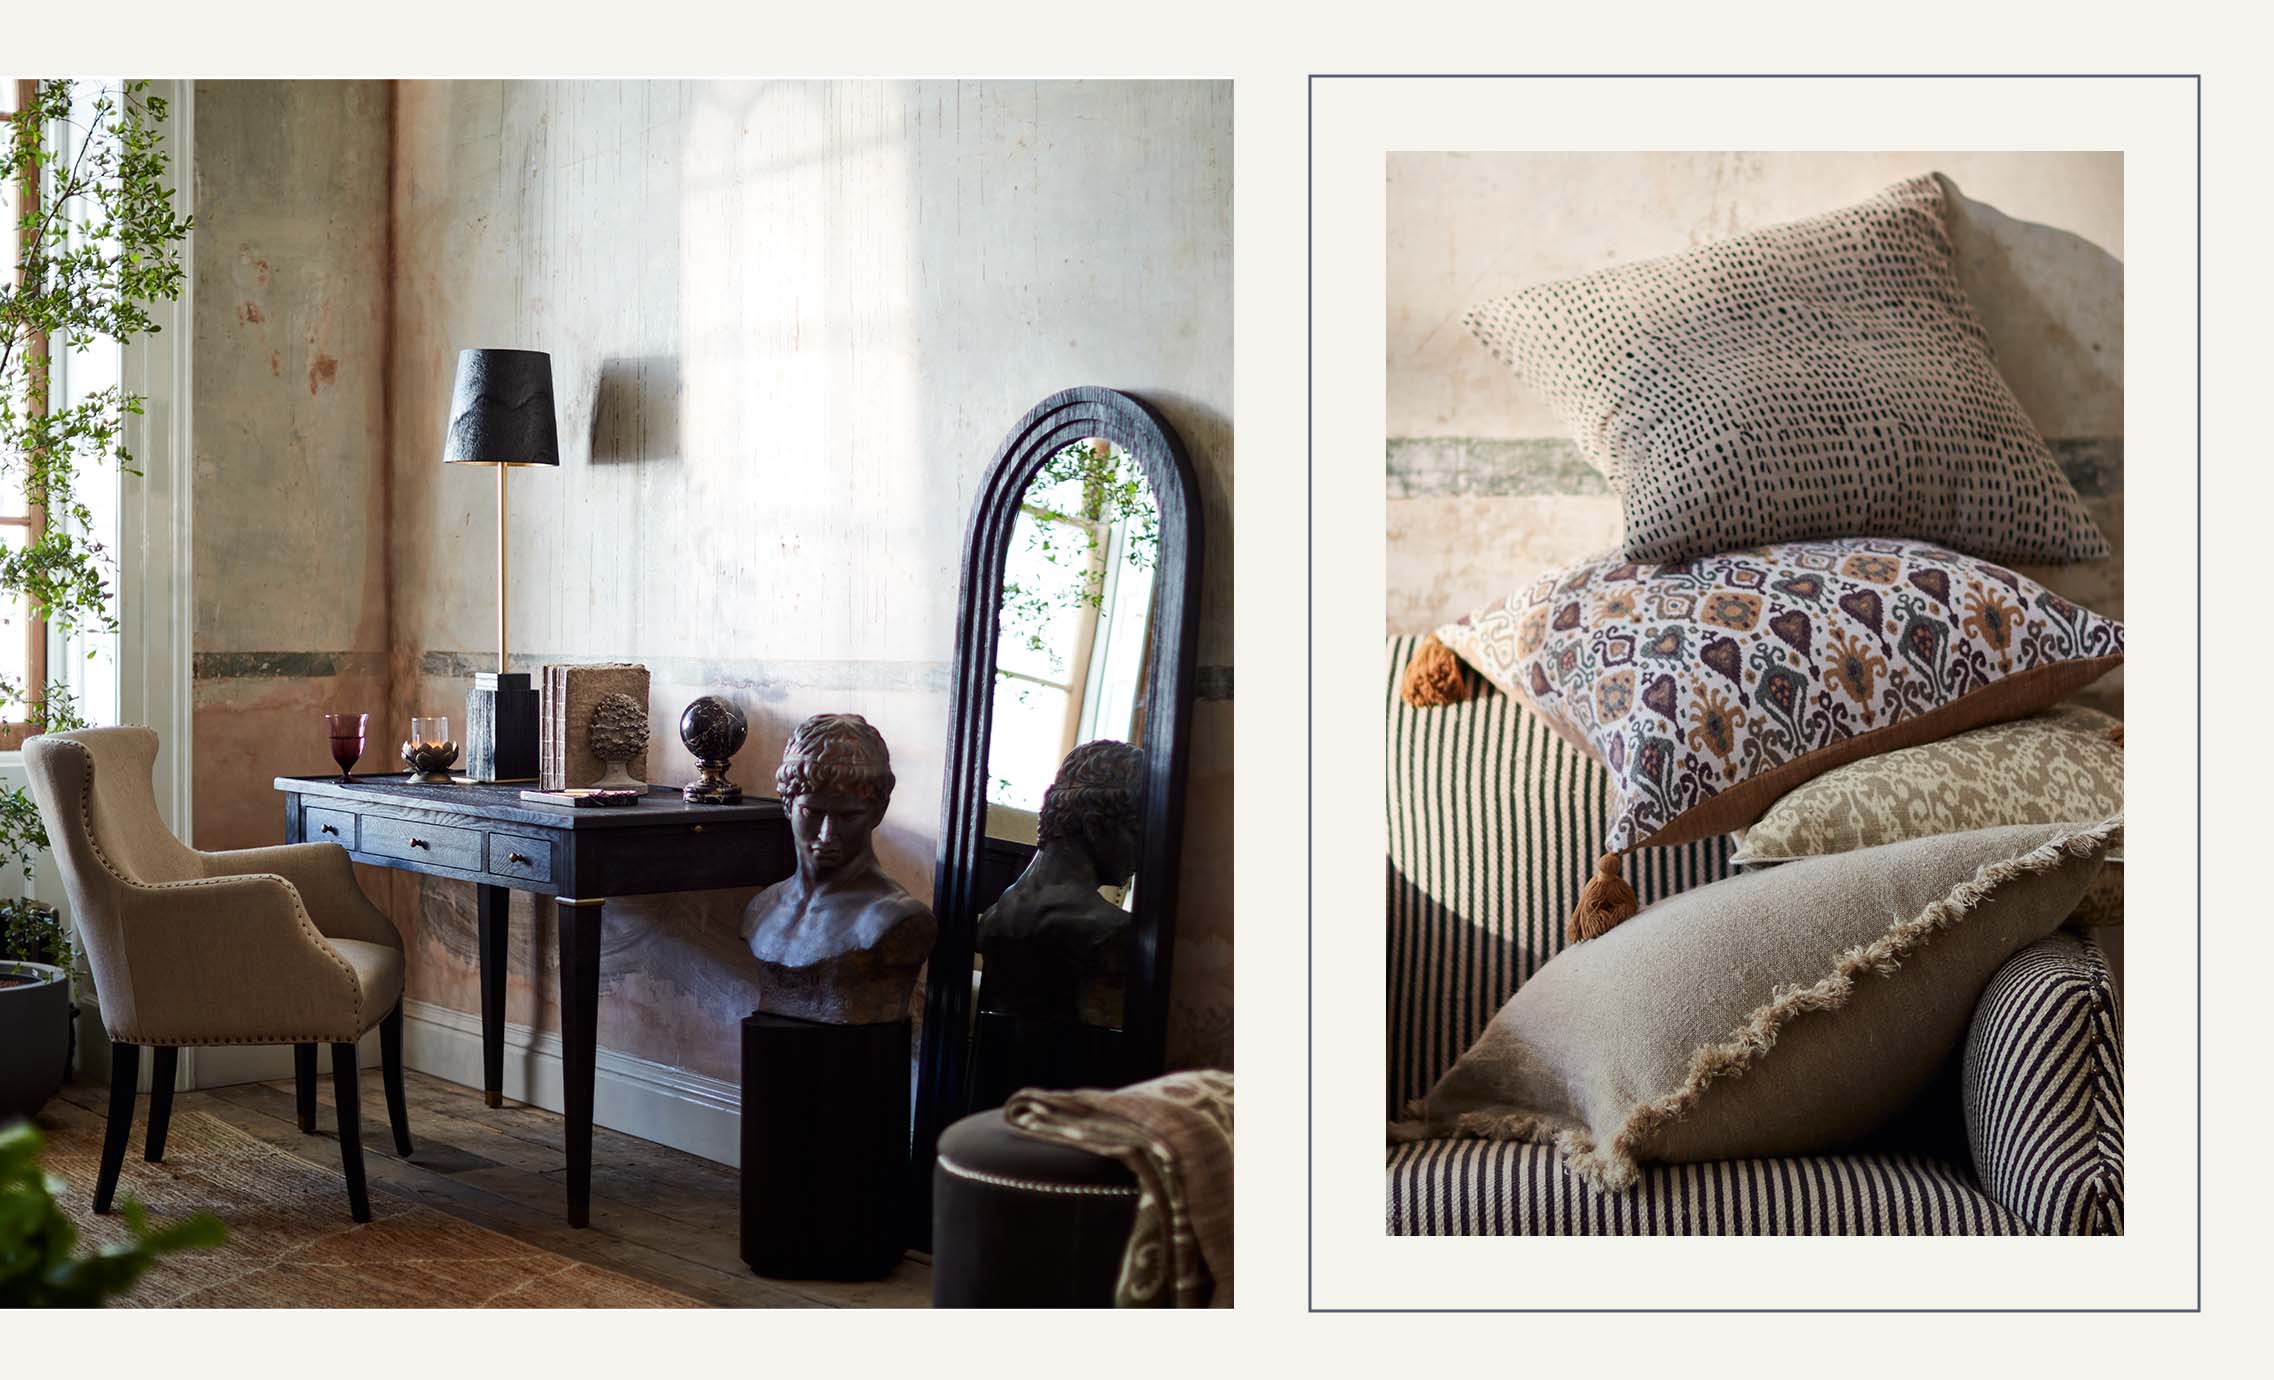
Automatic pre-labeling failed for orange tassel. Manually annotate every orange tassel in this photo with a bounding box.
[2107,722,2124,747]
[1567,853,1639,943]
[1400,633,1471,708]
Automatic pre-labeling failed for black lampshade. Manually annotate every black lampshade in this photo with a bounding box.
[442,348,560,466]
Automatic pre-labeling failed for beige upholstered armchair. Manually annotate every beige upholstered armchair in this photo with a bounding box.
[23,727,411,1222]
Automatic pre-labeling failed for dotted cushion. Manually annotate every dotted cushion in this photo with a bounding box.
[1464,173,2108,566]
[1436,538,2124,853]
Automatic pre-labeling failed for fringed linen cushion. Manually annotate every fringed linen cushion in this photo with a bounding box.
[1401,818,2121,1188]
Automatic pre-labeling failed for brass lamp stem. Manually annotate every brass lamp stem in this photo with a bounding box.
[497,461,508,674]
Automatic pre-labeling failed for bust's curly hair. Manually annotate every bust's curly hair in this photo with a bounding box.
[1037,739,1144,854]
[774,713,894,805]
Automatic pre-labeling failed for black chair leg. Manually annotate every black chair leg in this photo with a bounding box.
[380,1004,412,1156]
[332,1043,370,1223]
[94,1043,139,1215]
[144,1047,179,1162]
[294,1043,318,1133]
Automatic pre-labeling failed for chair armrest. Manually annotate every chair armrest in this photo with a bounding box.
[200,842,401,949]
[1962,931,2123,1236]
[100,872,370,1045]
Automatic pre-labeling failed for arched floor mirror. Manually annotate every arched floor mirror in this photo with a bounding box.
[911,387,1202,1241]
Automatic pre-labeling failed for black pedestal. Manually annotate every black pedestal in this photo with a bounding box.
[965,1010,1131,1115]
[740,1012,910,1280]
[466,671,539,782]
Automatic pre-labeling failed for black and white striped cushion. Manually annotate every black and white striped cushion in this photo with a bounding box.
[1385,635,1737,1115]
[1388,1139,2029,1235]
[1964,931,2124,1236]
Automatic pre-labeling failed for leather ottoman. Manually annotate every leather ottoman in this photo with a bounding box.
[931,1107,1139,1307]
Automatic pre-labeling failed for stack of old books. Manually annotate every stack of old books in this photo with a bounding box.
[538,662,651,791]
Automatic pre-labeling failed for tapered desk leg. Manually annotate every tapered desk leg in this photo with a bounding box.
[557,897,604,1228]
[477,884,509,1108]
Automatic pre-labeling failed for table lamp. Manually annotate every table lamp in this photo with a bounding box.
[444,347,558,782]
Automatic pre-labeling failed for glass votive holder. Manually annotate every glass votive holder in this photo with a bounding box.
[403,716,460,783]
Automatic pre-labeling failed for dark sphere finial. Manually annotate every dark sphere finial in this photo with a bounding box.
[679,695,748,803]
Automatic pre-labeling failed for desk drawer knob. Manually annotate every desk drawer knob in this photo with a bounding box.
[319,824,339,837]
[508,851,531,865]
[408,837,429,850]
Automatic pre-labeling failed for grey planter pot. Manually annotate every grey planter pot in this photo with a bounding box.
[0,960,72,1124]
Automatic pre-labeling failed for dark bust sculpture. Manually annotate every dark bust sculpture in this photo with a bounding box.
[740,714,935,1025]
[977,739,1144,1027]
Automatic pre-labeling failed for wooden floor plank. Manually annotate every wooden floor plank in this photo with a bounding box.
[47,1069,930,1308]
[186,1093,824,1309]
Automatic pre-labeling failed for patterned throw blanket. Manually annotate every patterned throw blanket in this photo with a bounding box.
[1003,1069,1234,1308]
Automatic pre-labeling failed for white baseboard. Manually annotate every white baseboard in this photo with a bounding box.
[189,1032,379,1089]
[399,999,742,1167]
[70,998,376,1093]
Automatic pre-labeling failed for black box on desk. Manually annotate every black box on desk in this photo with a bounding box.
[466,671,539,782]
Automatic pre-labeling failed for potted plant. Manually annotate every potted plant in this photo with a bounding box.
[0,681,86,1122]
[0,687,85,1122]
[0,959,70,1124]
[0,1121,223,1305]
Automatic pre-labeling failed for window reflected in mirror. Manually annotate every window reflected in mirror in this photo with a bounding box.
[985,438,1158,852]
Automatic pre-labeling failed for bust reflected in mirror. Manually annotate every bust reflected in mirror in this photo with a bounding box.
[977,740,1144,1027]
[740,713,935,1025]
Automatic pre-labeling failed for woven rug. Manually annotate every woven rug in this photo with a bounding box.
[40,1109,700,1308]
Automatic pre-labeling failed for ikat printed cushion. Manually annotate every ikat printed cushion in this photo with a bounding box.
[1433,537,2125,854]
[1733,703,2126,926]
[1395,818,2121,1190]
[1464,173,2109,566]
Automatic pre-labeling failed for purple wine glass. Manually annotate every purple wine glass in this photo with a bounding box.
[325,712,368,783]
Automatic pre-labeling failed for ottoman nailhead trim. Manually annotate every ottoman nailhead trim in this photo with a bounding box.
[937,1154,1139,1198]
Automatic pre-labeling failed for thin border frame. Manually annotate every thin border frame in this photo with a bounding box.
[1308,71,2201,1314]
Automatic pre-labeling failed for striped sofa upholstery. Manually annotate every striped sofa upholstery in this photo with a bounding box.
[1388,1141,2029,1235]
[1965,932,2125,1236]
[1386,634,1738,1116]
[1384,634,2118,1235]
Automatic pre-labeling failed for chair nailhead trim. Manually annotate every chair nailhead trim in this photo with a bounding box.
[936,1154,1139,1198]
[56,737,369,1040]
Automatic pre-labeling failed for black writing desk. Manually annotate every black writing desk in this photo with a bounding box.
[275,774,790,1226]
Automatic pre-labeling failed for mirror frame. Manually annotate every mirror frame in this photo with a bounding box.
[913,385,1203,1197]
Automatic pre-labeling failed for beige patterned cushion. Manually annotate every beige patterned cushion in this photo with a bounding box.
[1464,173,2108,566]
[1400,819,2120,1189]
[1733,704,2124,925]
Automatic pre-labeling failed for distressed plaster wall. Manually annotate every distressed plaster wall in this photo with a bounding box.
[1386,151,2125,715]
[384,80,1234,1081]
[190,82,396,859]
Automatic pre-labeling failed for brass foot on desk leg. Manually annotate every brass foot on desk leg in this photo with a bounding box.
[485,1090,503,1108]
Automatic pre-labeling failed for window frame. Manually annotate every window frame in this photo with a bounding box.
[1,78,50,752]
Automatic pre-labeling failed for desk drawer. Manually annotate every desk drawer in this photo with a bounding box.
[360,815,484,871]
[487,832,552,883]
[303,805,357,848]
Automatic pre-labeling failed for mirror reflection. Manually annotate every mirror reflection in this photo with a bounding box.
[985,439,1157,842]
[974,439,1159,1042]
